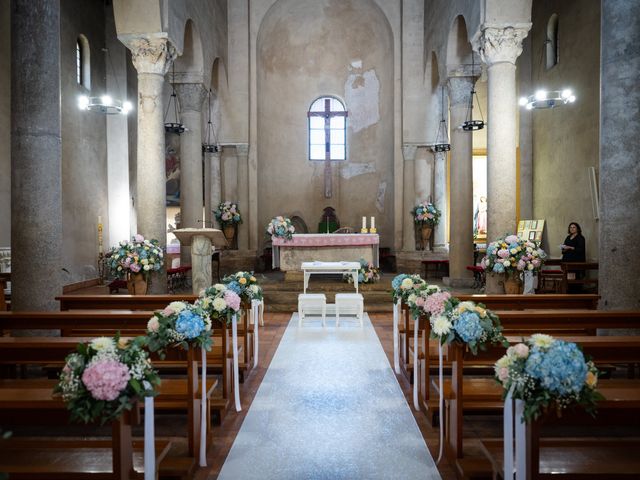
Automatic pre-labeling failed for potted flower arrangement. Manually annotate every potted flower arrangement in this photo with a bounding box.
[495,334,602,422]
[344,258,380,287]
[197,283,242,324]
[106,234,164,294]
[266,216,295,241]
[144,301,213,358]
[54,336,160,425]
[412,201,441,249]
[222,271,263,307]
[214,201,242,245]
[481,234,548,294]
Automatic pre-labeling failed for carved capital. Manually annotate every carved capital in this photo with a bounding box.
[476,25,531,66]
[174,83,207,112]
[402,144,417,162]
[447,76,475,108]
[125,36,177,76]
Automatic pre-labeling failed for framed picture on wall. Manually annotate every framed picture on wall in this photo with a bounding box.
[535,231,542,241]
[530,220,538,229]
[528,231,536,241]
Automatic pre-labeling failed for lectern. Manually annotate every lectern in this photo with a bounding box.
[173,228,227,294]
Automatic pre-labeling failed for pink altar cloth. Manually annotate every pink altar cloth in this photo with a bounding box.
[272,233,379,247]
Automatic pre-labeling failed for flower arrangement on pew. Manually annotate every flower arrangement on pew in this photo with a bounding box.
[222,271,263,305]
[198,283,242,324]
[214,201,242,227]
[266,216,295,241]
[482,234,547,277]
[495,334,603,421]
[429,299,507,354]
[55,336,160,425]
[391,273,426,303]
[144,301,213,358]
[106,234,164,280]
[344,258,380,285]
[406,284,451,320]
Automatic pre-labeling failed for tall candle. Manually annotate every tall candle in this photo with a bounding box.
[371,216,375,229]
[97,216,104,253]
[362,216,366,229]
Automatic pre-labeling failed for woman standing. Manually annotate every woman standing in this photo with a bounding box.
[561,222,586,262]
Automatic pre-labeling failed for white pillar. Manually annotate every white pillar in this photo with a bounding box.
[206,150,222,227]
[236,144,250,250]
[402,145,417,251]
[125,36,176,293]
[433,150,448,250]
[447,75,475,287]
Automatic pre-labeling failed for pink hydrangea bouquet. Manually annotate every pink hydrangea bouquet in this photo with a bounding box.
[406,284,451,320]
[266,216,295,240]
[482,234,547,277]
[197,283,242,324]
[144,301,213,358]
[222,271,263,304]
[54,336,160,425]
[106,234,164,280]
[214,201,242,227]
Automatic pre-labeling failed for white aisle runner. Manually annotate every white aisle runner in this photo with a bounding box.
[218,314,441,479]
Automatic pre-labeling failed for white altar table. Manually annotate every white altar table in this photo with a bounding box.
[272,233,379,271]
[301,261,361,293]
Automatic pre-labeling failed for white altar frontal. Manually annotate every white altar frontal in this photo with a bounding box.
[272,233,379,271]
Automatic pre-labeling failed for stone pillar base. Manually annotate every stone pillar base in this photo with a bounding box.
[220,249,257,276]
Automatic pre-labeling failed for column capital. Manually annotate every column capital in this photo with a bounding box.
[474,24,531,66]
[402,144,417,161]
[447,76,476,108]
[123,35,177,76]
[236,143,250,157]
[174,83,207,112]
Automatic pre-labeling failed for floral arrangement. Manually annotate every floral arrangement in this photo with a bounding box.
[214,201,242,227]
[495,334,602,422]
[222,271,263,304]
[406,284,451,320]
[391,273,427,303]
[266,216,295,240]
[429,299,507,354]
[197,283,242,324]
[144,301,213,358]
[482,234,547,276]
[344,258,380,285]
[106,234,164,280]
[54,336,160,425]
[412,201,441,227]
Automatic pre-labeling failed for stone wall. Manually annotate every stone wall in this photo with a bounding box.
[529,0,600,260]
[0,3,10,248]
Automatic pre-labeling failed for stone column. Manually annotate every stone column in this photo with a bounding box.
[175,83,207,265]
[402,145,417,251]
[11,0,62,311]
[414,147,431,202]
[447,75,475,287]
[433,150,448,250]
[126,36,176,293]
[236,144,250,250]
[208,150,222,219]
[599,0,640,310]
[477,26,530,243]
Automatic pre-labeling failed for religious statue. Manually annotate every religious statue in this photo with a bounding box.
[474,196,488,236]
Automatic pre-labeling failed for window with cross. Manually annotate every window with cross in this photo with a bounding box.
[308,96,347,162]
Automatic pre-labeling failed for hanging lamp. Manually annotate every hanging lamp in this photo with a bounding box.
[164,64,186,134]
[202,89,219,153]
[433,86,451,152]
[78,47,132,115]
[461,52,485,131]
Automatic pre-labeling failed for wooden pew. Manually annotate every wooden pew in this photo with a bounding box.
[56,294,256,382]
[444,336,640,479]
[399,294,600,383]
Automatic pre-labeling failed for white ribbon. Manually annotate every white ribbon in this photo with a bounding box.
[436,343,444,464]
[251,299,260,368]
[232,313,241,412]
[413,316,419,411]
[515,399,526,480]
[259,299,265,327]
[199,348,207,467]
[144,396,155,480]
[392,300,400,374]
[504,386,515,480]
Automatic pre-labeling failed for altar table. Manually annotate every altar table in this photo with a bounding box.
[272,233,379,271]
[301,261,361,293]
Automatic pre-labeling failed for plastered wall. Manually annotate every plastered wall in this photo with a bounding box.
[256,0,395,247]
[0,3,10,247]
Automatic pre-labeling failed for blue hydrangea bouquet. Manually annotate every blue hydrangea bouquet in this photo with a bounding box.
[266,216,295,240]
[344,258,380,285]
[222,271,263,305]
[390,273,426,303]
[494,334,602,421]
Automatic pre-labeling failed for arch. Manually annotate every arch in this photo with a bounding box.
[76,34,90,89]
[546,13,559,69]
[173,19,204,79]
[446,15,473,69]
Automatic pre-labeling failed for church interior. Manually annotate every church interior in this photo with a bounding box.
[0,0,639,478]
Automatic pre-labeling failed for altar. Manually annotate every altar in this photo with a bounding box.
[272,233,379,271]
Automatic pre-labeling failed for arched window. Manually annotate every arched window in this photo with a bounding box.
[308,96,347,161]
[545,14,559,70]
[76,34,90,89]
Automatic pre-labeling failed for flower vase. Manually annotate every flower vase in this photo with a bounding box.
[420,225,433,250]
[223,225,235,245]
[503,274,523,294]
[127,272,148,295]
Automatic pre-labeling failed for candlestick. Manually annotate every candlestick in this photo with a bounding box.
[362,216,366,229]
[370,216,375,229]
